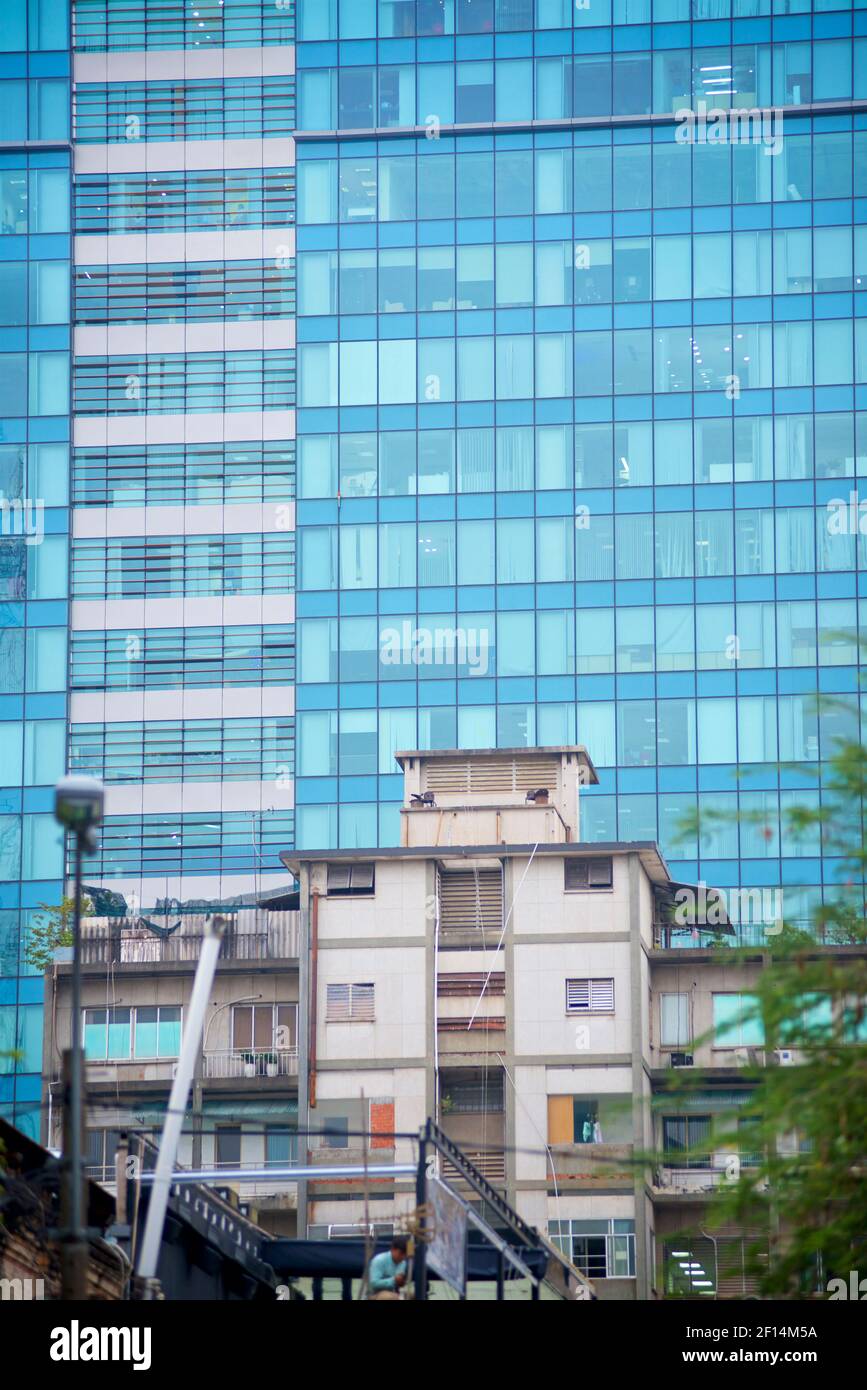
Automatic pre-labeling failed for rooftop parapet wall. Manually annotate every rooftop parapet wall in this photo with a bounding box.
[394,746,598,847]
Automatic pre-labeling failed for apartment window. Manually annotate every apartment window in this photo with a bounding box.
[549,1219,635,1279]
[215,1126,241,1169]
[564,856,613,890]
[326,863,375,896]
[737,1115,763,1169]
[326,983,375,1022]
[440,1074,504,1113]
[665,1234,767,1298]
[712,993,764,1047]
[322,1116,350,1149]
[232,1003,297,1053]
[84,1127,121,1180]
[83,1005,181,1060]
[662,1115,712,1169]
[566,978,615,1014]
[265,1126,298,1168]
[660,993,691,1047]
[548,1095,606,1144]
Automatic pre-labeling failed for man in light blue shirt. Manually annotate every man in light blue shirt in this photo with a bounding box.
[367,1236,409,1299]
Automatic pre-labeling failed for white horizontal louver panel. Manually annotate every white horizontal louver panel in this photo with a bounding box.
[326,983,351,1020]
[566,978,615,1013]
[424,756,558,795]
[326,983,375,1021]
[590,978,615,1011]
[350,983,375,1021]
[437,867,503,933]
[566,979,590,1011]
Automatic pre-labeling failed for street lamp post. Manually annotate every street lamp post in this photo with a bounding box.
[54,774,105,1302]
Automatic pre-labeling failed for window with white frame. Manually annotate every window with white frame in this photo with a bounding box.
[549,1218,635,1279]
[83,1006,181,1060]
[660,992,691,1047]
[566,978,615,1014]
[326,982,375,1021]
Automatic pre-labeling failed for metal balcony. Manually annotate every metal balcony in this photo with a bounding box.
[202,1048,299,1080]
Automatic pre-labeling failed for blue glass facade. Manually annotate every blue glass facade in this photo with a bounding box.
[291,0,866,947]
[3,0,866,1135]
[0,0,71,1138]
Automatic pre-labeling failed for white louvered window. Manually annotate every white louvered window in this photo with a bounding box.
[566,978,615,1014]
[326,982,375,1021]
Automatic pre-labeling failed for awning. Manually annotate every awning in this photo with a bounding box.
[264,1237,549,1282]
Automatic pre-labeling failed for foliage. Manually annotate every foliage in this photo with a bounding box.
[23,894,93,973]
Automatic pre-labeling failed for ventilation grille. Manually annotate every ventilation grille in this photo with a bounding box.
[326,983,375,1022]
[437,1016,506,1032]
[424,756,559,795]
[437,868,503,934]
[566,977,615,1013]
[438,972,505,997]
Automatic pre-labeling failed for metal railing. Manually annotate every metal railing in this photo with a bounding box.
[78,913,299,965]
[202,1048,298,1079]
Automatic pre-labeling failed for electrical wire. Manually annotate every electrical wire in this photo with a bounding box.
[466,841,539,1031]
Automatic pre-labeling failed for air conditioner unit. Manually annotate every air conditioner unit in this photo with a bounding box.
[774,1049,794,1066]
[670,1052,694,1068]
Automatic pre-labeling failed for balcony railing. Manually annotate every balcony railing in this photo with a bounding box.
[655,1161,763,1195]
[202,1048,299,1080]
[78,912,299,965]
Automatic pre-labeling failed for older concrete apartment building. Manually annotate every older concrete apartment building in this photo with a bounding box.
[42,904,303,1237]
[44,739,862,1297]
[284,742,789,1300]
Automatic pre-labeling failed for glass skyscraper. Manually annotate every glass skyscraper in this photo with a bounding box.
[293,0,865,938]
[2,0,866,1132]
[0,0,71,1138]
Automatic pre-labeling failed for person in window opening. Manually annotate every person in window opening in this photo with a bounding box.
[367,1235,409,1300]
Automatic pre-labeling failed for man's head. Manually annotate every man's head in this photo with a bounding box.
[391,1236,408,1262]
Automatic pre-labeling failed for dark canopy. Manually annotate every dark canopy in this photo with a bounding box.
[264,1236,548,1281]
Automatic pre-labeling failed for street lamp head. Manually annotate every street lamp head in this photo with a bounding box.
[54,775,105,834]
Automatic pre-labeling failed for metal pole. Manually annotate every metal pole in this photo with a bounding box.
[414,1122,428,1302]
[61,833,87,1300]
[137,918,224,1286]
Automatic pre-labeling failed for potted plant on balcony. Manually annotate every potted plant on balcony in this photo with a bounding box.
[242,1051,257,1077]
[263,1052,279,1077]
